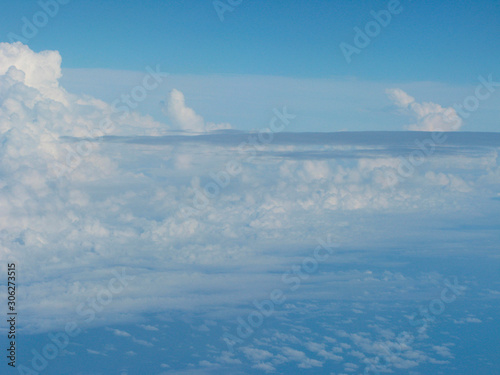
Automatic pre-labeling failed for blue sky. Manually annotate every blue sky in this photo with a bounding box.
[1,0,499,82]
[1,0,499,132]
[1,2,500,375]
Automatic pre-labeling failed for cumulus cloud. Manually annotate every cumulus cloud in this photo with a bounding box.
[386,88,463,131]
[107,328,131,337]
[433,345,454,358]
[163,88,231,132]
[281,347,323,368]
[0,42,66,103]
[241,347,274,362]
[0,42,497,354]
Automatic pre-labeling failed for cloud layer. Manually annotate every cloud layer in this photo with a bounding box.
[0,43,498,375]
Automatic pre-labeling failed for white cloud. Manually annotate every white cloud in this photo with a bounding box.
[241,347,274,362]
[0,42,497,343]
[86,349,107,356]
[163,88,231,132]
[215,351,242,365]
[281,347,323,368]
[0,42,66,103]
[252,362,276,372]
[305,341,343,361]
[432,345,454,358]
[139,324,159,331]
[386,88,415,108]
[453,317,483,324]
[107,328,131,337]
[386,88,463,131]
[132,337,154,347]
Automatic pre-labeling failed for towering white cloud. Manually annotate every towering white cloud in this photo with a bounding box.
[0,42,166,271]
[386,88,463,131]
[0,42,67,104]
[164,88,231,132]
